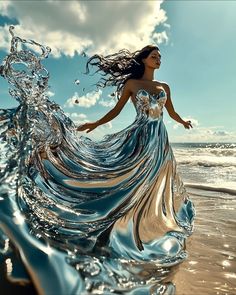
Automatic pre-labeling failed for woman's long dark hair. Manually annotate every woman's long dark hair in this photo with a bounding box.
[84,44,159,100]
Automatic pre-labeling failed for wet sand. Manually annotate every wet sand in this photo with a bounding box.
[173,188,236,295]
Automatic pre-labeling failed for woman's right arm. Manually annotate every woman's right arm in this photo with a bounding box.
[77,80,133,133]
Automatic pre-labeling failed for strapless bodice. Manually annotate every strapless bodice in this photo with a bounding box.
[134,88,167,120]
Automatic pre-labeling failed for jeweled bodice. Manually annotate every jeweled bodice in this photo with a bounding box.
[135,89,167,120]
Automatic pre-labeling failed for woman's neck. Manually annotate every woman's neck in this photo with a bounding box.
[140,69,155,81]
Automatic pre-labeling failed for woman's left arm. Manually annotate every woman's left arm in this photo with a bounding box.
[162,82,193,129]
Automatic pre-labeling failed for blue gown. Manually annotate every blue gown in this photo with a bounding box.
[0,28,195,294]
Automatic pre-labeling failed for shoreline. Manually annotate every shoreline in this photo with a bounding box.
[174,187,236,295]
[185,183,236,196]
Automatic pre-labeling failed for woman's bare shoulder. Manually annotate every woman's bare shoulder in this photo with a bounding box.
[125,78,137,86]
[124,79,138,93]
[157,81,170,92]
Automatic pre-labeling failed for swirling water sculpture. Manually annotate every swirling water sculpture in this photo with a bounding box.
[0,26,195,295]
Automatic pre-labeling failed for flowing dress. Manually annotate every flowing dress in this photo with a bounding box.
[0,29,195,294]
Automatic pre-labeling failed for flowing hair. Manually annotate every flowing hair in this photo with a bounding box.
[84,44,159,100]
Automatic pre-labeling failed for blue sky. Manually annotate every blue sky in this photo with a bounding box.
[0,1,235,142]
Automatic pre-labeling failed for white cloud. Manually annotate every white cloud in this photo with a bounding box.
[169,116,235,142]
[98,98,116,108]
[65,112,88,126]
[212,130,230,136]
[163,23,171,29]
[46,90,55,97]
[64,89,102,108]
[0,1,10,16]
[171,125,236,143]
[0,25,12,52]
[152,31,168,45]
[66,112,87,120]
[0,1,169,57]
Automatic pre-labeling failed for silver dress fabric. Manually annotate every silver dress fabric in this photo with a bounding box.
[0,28,195,294]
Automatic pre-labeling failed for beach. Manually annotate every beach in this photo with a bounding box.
[174,187,236,295]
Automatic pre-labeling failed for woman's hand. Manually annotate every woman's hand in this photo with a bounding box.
[182,120,193,129]
[76,122,99,133]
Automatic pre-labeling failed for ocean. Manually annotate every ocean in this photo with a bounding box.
[172,142,236,195]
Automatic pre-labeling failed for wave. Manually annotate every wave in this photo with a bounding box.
[185,182,236,196]
[176,159,236,168]
[173,151,236,168]
[173,146,236,157]
[172,143,236,150]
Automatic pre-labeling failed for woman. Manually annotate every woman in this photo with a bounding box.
[76,45,192,133]
[74,45,195,258]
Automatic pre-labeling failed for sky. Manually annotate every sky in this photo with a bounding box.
[0,0,235,143]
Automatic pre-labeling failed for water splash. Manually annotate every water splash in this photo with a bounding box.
[0,26,195,294]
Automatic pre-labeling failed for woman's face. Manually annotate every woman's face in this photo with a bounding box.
[142,49,161,69]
